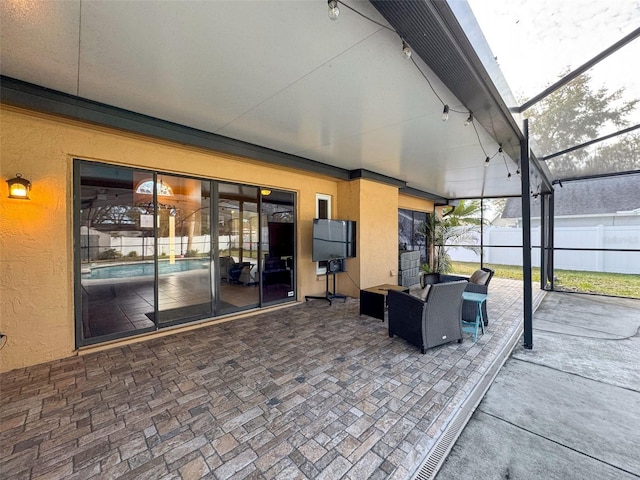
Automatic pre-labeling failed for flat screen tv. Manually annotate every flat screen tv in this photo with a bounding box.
[312,219,356,262]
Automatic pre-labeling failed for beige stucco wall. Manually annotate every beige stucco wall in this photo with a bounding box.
[337,179,400,294]
[0,106,433,372]
[398,193,434,213]
[0,106,365,372]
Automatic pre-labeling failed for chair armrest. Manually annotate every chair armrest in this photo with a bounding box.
[388,290,424,312]
[387,290,425,336]
[439,274,468,283]
[464,282,488,294]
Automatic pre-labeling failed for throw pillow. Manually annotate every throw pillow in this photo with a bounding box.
[408,285,423,299]
[408,284,431,301]
[469,269,490,285]
[420,284,431,301]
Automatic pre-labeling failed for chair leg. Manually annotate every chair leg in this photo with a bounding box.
[421,347,426,354]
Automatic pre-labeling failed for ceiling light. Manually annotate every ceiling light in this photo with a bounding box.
[260,189,272,196]
[464,113,473,126]
[402,40,411,60]
[328,0,339,20]
[441,105,449,122]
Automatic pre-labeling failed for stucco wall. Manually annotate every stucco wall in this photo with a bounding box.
[359,180,400,290]
[337,179,401,295]
[0,107,348,372]
[398,193,434,213]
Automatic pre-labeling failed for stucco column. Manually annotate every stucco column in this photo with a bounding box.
[337,179,399,297]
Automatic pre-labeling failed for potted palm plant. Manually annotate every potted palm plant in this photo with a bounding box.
[424,200,482,277]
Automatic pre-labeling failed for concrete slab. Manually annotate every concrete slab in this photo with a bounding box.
[481,359,640,476]
[514,293,640,391]
[436,411,638,480]
[435,292,640,480]
[531,293,640,339]
[513,329,640,391]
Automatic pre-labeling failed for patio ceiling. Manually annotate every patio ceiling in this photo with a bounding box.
[0,0,527,201]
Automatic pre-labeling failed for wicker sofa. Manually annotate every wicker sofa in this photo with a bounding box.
[387,280,467,353]
[421,267,494,326]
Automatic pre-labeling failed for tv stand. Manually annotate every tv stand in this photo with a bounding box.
[305,269,347,306]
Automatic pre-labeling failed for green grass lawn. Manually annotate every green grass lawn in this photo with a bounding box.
[450,261,640,298]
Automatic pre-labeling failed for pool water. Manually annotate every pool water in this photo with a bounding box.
[82,259,209,280]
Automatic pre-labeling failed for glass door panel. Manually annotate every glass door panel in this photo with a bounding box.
[218,184,259,313]
[78,163,156,343]
[156,175,212,325]
[77,163,299,347]
[261,190,296,304]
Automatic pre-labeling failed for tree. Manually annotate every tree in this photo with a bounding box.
[424,200,483,274]
[588,133,640,174]
[524,71,639,178]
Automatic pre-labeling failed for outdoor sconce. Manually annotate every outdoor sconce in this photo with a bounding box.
[6,173,31,199]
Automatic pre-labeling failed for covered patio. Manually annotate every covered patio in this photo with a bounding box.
[1,1,638,478]
[0,279,543,479]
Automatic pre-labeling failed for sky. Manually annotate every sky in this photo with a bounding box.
[466,0,640,122]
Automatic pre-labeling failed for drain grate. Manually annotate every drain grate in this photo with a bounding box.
[411,322,525,480]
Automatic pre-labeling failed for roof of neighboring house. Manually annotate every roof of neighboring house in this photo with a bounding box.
[502,174,640,218]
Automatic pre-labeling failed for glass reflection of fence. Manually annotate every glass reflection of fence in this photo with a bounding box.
[81,234,270,261]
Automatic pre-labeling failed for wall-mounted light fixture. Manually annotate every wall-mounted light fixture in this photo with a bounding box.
[260,189,272,196]
[6,173,31,199]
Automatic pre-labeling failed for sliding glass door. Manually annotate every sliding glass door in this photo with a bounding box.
[217,184,259,314]
[261,190,296,304]
[77,162,156,343]
[75,160,296,347]
[156,175,213,325]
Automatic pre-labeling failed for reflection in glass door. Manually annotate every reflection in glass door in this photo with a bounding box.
[261,190,296,304]
[156,176,212,325]
[78,163,156,343]
[77,161,297,347]
[218,184,259,314]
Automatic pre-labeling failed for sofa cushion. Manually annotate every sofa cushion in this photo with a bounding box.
[469,269,491,285]
[409,284,431,301]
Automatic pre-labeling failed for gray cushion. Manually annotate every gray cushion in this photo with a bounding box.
[409,284,431,301]
[469,269,490,285]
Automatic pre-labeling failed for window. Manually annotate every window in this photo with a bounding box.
[135,179,173,196]
[316,194,332,274]
[398,208,428,264]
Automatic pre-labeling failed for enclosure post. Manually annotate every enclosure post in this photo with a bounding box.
[540,193,546,290]
[548,192,555,290]
[480,198,484,268]
[521,119,533,349]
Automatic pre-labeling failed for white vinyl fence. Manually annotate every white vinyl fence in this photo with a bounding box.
[448,225,640,275]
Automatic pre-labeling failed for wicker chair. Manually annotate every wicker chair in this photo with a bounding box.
[422,268,494,326]
[387,280,467,353]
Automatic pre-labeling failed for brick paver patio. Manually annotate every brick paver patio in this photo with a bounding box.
[0,279,541,479]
